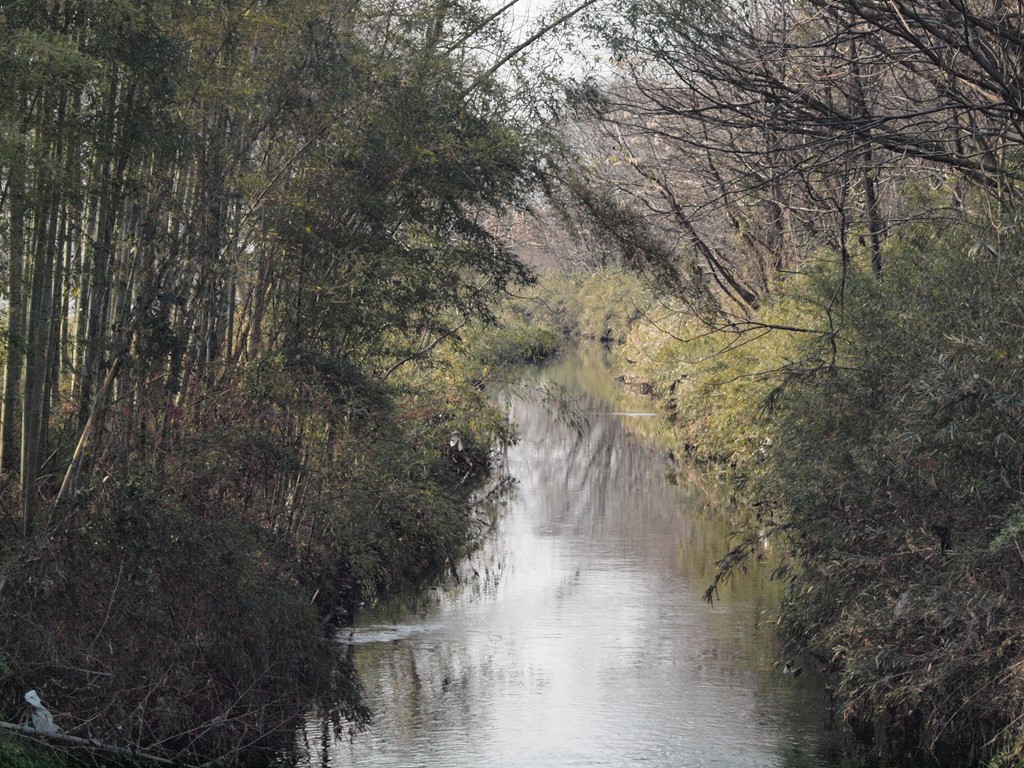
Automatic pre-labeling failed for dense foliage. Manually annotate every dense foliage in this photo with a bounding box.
[609,212,1024,762]
[559,0,1024,761]
[0,0,555,761]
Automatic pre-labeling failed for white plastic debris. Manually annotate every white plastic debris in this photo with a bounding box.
[24,689,60,734]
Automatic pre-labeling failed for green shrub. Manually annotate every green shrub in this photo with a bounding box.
[540,267,652,341]
[460,317,562,367]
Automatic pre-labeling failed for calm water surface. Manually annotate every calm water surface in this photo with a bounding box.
[292,346,853,768]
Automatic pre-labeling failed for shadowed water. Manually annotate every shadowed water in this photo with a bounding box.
[291,346,854,768]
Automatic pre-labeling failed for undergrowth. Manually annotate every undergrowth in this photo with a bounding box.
[0,739,67,768]
[0,350,508,764]
[614,215,1024,763]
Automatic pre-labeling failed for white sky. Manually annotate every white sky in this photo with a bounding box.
[483,0,609,81]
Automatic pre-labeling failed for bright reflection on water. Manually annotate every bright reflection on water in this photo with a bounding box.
[293,346,852,768]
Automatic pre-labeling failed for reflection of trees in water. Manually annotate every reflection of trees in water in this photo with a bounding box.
[294,637,475,766]
[507,370,778,618]
[515,388,729,570]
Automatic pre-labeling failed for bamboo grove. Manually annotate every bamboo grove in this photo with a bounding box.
[0,0,548,536]
[0,0,555,759]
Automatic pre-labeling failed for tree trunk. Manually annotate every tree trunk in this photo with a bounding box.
[1,161,27,475]
[22,173,60,537]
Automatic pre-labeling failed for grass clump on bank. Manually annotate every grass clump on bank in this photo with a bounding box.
[434,266,651,382]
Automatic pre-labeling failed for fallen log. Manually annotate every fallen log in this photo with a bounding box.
[0,720,200,767]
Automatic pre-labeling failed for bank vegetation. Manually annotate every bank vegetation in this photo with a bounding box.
[554,0,1024,763]
[0,0,562,762]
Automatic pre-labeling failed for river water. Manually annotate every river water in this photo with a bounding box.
[291,346,853,768]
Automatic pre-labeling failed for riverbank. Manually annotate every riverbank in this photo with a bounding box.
[521,250,1024,766]
[0,351,527,766]
[0,276,573,768]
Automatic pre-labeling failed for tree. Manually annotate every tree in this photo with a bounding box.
[562,0,1024,321]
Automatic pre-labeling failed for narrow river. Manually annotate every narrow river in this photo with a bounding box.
[291,346,852,767]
